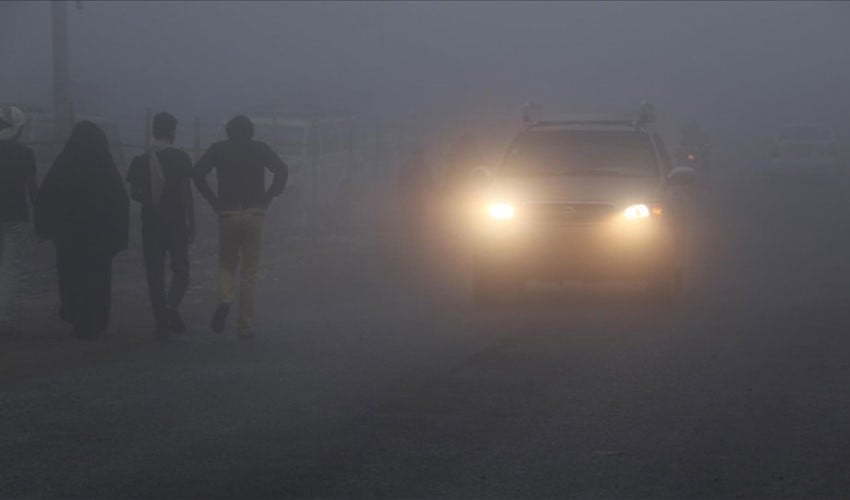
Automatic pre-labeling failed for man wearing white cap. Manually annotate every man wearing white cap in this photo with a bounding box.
[0,105,39,335]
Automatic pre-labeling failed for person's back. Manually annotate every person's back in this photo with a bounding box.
[201,139,282,211]
[127,112,195,339]
[194,115,288,339]
[128,147,193,227]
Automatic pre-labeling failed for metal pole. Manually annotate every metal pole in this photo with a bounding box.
[346,118,355,177]
[193,116,200,162]
[271,115,279,152]
[373,120,381,172]
[398,117,406,157]
[144,107,152,148]
[270,114,279,246]
[310,119,319,247]
[51,1,73,142]
[371,121,381,242]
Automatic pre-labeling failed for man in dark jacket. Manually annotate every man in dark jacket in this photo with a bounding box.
[0,105,38,335]
[194,115,287,339]
[127,112,195,339]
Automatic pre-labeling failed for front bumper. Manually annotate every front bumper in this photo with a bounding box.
[472,218,677,280]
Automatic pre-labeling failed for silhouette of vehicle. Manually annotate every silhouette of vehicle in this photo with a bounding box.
[468,104,695,305]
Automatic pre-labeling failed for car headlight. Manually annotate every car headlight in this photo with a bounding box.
[624,203,650,220]
[624,203,664,220]
[487,202,515,221]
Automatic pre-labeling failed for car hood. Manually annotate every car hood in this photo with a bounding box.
[488,175,665,206]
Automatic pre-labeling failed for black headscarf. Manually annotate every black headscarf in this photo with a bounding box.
[35,121,129,255]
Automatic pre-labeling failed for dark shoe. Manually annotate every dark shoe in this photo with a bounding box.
[210,303,231,333]
[167,308,186,335]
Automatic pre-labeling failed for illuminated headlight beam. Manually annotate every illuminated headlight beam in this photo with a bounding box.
[487,202,515,221]
[624,203,651,220]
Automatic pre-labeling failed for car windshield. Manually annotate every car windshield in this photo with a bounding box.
[779,125,832,142]
[501,130,657,177]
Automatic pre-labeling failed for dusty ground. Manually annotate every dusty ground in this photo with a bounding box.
[4,159,850,498]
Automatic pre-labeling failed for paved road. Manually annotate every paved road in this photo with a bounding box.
[4,164,850,498]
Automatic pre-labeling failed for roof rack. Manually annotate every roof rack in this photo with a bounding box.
[523,102,656,131]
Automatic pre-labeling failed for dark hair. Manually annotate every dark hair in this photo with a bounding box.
[225,115,254,141]
[67,121,109,154]
[62,121,114,168]
[152,112,178,141]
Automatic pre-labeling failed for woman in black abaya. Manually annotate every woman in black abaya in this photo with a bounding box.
[35,121,129,338]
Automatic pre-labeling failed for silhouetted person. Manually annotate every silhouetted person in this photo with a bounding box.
[35,121,129,339]
[194,115,287,339]
[0,105,38,335]
[127,112,195,340]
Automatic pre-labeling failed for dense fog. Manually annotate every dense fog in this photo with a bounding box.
[5,3,850,497]
[2,1,850,145]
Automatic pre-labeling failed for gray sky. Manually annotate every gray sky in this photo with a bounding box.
[2,1,849,142]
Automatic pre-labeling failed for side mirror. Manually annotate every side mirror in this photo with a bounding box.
[668,166,696,187]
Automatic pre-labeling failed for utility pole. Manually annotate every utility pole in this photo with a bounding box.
[51,1,74,142]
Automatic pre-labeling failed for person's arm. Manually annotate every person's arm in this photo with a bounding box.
[183,179,196,242]
[126,156,145,203]
[25,149,38,207]
[181,157,196,242]
[193,145,220,211]
[262,143,289,206]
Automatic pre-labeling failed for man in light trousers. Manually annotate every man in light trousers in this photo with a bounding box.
[194,115,287,339]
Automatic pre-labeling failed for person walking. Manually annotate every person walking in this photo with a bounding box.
[0,105,39,335]
[34,121,129,339]
[127,112,195,340]
[194,115,287,339]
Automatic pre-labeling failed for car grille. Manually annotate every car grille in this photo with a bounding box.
[523,202,616,224]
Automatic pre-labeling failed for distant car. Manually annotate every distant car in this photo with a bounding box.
[467,106,696,305]
[767,123,840,177]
